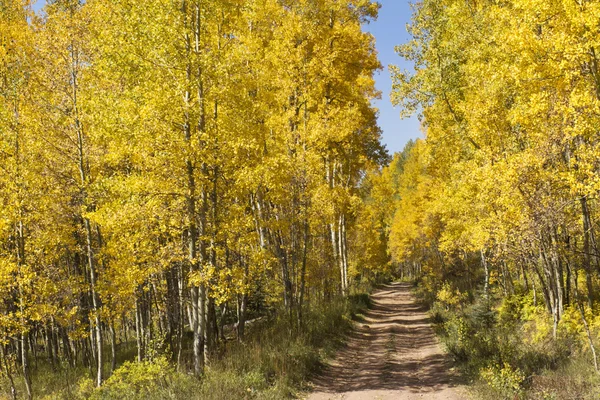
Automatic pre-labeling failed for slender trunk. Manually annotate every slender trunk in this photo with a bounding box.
[89,324,96,366]
[61,327,74,368]
[341,213,349,294]
[199,280,207,367]
[581,197,595,307]
[578,302,599,372]
[237,294,247,341]
[338,214,346,294]
[15,215,32,399]
[533,278,537,307]
[533,251,551,313]
[183,0,204,376]
[540,245,560,339]
[176,264,184,371]
[46,325,54,366]
[219,303,227,342]
[83,218,103,386]
[16,237,32,399]
[554,251,564,318]
[110,323,117,373]
[208,297,218,351]
[13,92,32,399]
[70,32,102,385]
[51,318,59,365]
[30,333,37,370]
[481,250,489,301]
[298,221,309,329]
[187,0,209,374]
[564,256,572,307]
[199,180,208,368]
[206,159,219,350]
[21,332,32,400]
[122,315,128,345]
[135,297,143,362]
[237,259,248,341]
[331,220,339,291]
[521,262,529,292]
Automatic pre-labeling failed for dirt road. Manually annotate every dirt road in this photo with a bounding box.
[306,282,466,400]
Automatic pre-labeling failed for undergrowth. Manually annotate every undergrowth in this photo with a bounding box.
[1,293,371,400]
[418,281,600,400]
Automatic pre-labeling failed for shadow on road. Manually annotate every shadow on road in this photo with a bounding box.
[310,282,464,397]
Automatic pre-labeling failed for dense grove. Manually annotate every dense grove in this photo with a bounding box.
[381,0,600,398]
[0,1,390,398]
[4,0,600,398]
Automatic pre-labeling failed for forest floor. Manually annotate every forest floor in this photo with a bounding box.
[305,282,468,400]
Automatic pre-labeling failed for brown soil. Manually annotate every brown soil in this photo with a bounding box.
[305,282,468,400]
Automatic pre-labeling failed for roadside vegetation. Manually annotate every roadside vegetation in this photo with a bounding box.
[1,292,373,400]
[418,281,600,399]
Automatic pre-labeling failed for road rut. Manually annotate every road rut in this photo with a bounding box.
[306,282,466,400]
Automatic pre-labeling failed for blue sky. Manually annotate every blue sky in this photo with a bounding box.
[32,0,42,12]
[31,0,420,155]
[364,0,422,155]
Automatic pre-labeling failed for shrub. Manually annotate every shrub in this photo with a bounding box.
[480,362,525,399]
[91,357,199,400]
[437,282,466,310]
